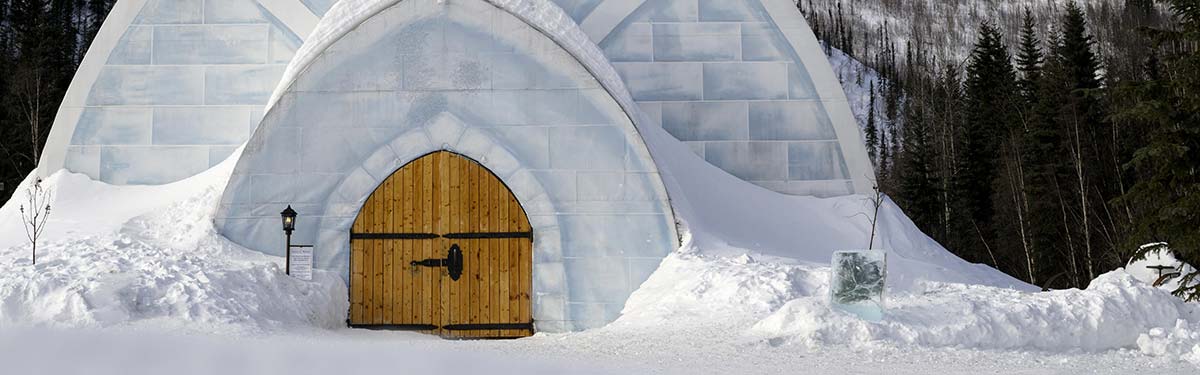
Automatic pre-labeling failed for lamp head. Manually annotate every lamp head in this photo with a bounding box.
[281,205,298,234]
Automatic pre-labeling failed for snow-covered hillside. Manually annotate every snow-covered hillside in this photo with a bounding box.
[803,0,1169,70]
[828,47,881,131]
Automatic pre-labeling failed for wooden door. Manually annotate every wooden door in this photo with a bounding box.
[349,151,533,339]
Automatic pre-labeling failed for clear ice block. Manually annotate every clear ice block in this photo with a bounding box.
[830,250,887,321]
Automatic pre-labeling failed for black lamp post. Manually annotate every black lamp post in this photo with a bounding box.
[281,205,297,275]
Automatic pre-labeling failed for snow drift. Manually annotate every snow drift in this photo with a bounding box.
[617,239,1200,365]
[749,270,1200,352]
[0,158,346,333]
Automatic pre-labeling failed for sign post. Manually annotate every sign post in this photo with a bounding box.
[289,245,314,281]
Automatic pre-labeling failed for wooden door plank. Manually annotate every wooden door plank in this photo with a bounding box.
[435,153,446,337]
[410,157,424,330]
[447,153,460,339]
[491,168,502,336]
[516,196,530,328]
[387,175,398,324]
[374,174,386,324]
[350,240,362,324]
[509,195,521,332]
[520,237,531,326]
[510,181,522,337]
[422,156,437,334]
[394,164,405,325]
[402,176,413,328]
[499,183,512,335]
[470,162,484,334]
[489,175,502,337]
[459,156,472,338]
[359,192,372,325]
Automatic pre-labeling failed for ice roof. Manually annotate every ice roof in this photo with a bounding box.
[266,0,643,124]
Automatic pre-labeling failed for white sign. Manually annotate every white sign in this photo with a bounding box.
[290,247,314,281]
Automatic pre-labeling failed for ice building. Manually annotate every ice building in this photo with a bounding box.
[37,0,874,337]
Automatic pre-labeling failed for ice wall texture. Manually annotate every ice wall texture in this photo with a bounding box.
[216,0,678,332]
[43,0,320,185]
[555,0,874,196]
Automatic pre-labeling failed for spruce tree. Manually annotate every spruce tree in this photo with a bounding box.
[1057,1,1108,280]
[897,82,940,234]
[1024,34,1082,287]
[954,22,1018,265]
[865,82,880,166]
[1016,8,1044,103]
[1113,0,1200,301]
[878,130,891,184]
[1061,1,1103,91]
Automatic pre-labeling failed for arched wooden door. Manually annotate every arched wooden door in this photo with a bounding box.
[349,151,534,339]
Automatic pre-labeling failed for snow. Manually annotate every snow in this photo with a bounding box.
[0,328,616,375]
[751,270,1200,352]
[0,153,346,334]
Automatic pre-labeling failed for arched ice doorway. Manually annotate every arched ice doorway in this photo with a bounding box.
[350,151,534,339]
[215,0,681,332]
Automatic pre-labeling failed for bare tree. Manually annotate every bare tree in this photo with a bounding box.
[1068,110,1095,281]
[19,178,52,265]
[12,64,49,165]
[1002,134,1036,284]
[866,180,886,250]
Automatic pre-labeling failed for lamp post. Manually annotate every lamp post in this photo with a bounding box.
[281,205,297,275]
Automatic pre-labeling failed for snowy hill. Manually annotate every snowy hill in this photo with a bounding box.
[802,0,1170,74]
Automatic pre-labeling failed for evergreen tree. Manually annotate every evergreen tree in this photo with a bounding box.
[878,130,891,184]
[865,82,880,165]
[896,82,941,234]
[1061,1,1103,91]
[1025,34,1082,287]
[1016,8,1044,103]
[953,22,1018,265]
[1058,1,1109,280]
[1113,0,1200,301]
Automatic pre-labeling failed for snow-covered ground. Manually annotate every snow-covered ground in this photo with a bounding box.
[0,151,1196,373]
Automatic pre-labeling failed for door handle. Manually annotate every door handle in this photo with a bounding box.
[446,244,463,281]
[410,244,464,281]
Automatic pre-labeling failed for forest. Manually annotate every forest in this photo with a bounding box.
[803,0,1200,298]
[0,0,114,202]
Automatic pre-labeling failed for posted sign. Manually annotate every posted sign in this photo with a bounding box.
[290,247,314,281]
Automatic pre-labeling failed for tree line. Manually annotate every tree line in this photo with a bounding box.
[0,0,115,201]
[805,0,1200,299]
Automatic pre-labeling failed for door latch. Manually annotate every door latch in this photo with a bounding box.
[410,244,464,281]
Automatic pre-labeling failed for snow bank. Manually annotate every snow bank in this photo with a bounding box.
[615,232,1199,366]
[0,157,347,333]
[1138,320,1200,366]
[750,270,1200,352]
[617,232,828,326]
